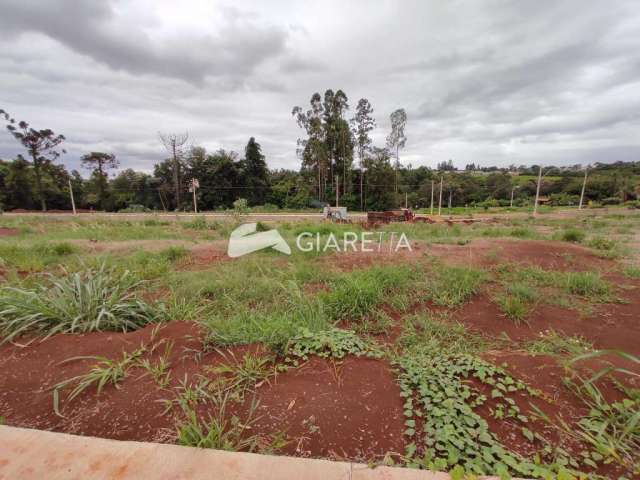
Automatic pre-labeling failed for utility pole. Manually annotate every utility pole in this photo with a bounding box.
[335,175,339,207]
[405,192,408,209]
[189,178,199,214]
[68,178,77,215]
[438,176,443,216]
[430,180,434,215]
[579,165,588,210]
[510,186,515,208]
[533,165,543,216]
[360,167,364,212]
[448,190,452,214]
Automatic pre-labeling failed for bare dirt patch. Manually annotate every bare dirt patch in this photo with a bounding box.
[178,244,228,270]
[427,239,614,271]
[452,291,640,354]
[247,356,405,461]
[0,228,19,237]
[0,322,404,462]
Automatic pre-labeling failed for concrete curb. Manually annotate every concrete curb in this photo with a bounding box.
[0,426,480,480]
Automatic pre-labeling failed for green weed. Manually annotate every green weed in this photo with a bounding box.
[419,263,485,308]
[286,327,380,361]
[321,265,415,320]
[0,265,161,343]
[525,330,592,356]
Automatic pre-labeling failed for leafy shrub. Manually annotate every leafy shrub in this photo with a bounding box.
[559,228,585,243]
[601,197,621,206]
[0,265,161,342]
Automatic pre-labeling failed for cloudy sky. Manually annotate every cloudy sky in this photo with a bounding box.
[1,0,639,175]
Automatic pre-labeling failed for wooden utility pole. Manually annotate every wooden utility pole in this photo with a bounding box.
[533,165,543,216]
[360,168,364,212]
[335,175,339,207]
[405,192,408,209]
[438,176,443,216]
[189,178,199,214]
[430,180,434,215]
[448,190,452,214]
[68,178,77,215]
[510,186,515,208]
[579,165,588,210]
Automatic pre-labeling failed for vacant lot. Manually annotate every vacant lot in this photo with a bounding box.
[0,211,639,479]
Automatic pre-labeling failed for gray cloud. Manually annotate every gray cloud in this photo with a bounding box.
[0,1,289,85]
[0,0,639,173]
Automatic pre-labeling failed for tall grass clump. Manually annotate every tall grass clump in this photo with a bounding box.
[0,265,161,342]
[320,265,415,320]
[420,263,485,307]
[563,271,610,298]
[0,241,78,270]
[201,281,330,353]
[495,282,537,323]
[558,228,585,243]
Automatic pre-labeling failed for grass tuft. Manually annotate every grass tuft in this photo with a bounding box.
[0,265,161,342]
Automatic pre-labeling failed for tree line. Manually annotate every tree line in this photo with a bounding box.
[1,102,639,213]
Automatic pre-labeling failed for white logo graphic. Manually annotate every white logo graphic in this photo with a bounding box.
[227,223,291,258]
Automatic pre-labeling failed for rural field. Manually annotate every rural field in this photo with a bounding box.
[0,210,639,479]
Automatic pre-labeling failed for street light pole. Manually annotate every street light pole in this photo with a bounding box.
[430,180,434,215]
[533,165,543,216]
[579,165,588,210]
[438,176,443,216]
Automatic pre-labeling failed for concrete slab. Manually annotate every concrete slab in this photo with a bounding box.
[0,426,505,480]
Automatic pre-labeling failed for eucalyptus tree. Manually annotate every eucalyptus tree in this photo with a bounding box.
[292,93,328,200]
[0,108,66,211]
[323,89,352,195]
[386,108,407,200]
[351,98,376,210]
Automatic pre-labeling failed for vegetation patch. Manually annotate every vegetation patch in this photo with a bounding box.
[286,327,381,361]
[397,352,573,478]
[525,329,593,356]
[418,263,485,308]
[320,265,416,320]
[494,282,537,323]
[0,265,161,343]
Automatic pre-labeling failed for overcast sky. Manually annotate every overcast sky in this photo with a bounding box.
[1,0,639,175]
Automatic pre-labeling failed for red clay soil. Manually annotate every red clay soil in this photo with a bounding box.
[319,238,613,273]
[478,351,638,479]
[0,322,404,462]
[427,239,615,272]
[245,356,405,461]
[452,278,640,354]
[179,245,228,270]
[0,228,19,237]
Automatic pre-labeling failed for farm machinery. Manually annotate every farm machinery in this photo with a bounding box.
[366,208,434,224]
